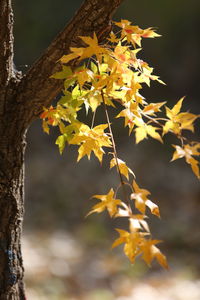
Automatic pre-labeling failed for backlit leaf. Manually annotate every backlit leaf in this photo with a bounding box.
[88,189,122,217]
[110,157,135,179]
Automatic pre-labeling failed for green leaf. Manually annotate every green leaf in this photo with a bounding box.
[59,91,72,106]
[51,66,72,79]
[55,135,66,154]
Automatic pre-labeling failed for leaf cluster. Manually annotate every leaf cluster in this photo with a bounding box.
[41,19,199,268]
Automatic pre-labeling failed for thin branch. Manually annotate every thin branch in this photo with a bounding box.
[100,87,130,207]
[15,0,125,127]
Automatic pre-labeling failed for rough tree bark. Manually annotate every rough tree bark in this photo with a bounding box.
[0,0,124,298]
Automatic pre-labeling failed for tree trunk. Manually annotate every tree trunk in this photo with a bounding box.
[0,0,124,298]
[0,80,26,298]
[0,140,26,299]
[0,115,26,298]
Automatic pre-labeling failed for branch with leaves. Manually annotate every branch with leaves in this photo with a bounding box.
[41,19,199,268]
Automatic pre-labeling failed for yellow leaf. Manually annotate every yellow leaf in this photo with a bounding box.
[143,102,166,115]
[177,112,198,132]
[135,124,162,144]
[112,228,142,263]
[78,33,106,60]
[171,145,185,161]
[88,189,122,217]
[140,240,168,268]
[42,120,50,134]
[135,126,147,144]
[142,28,161,38]
[163,120,180,135]
[69,123,111,162]
[151,245,168,269]
[60,51,82,63]
[129,216,150,232]
[112,229,129,249]
[187,157,200,179]
[55,135,66,154]
[171,97,185,115]
[145,199,160,218]
[110,157,135,179]
[171,144,200,179]
[131,181,151,214]
[146,125,163,143]
[108,31,119,43]
[162,97,198,136]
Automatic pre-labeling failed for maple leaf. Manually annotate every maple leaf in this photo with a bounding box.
[129,215,150,232]
[110,157,135,180]
[115,20,160,48]
[116,208,149,231]
[112,229,142,263]
[108,31,119,43]
[116,108,135,131]
[131,181,160,217]
[73,67,94,88]
[145,200,160,218]
[163,97,198,135]
[171,143,200,179]
[136,61,165,86]
[60,33,106,63]
[40,105,74,129]
[142,102,166,115]
[135,122,163,144]
[131,181,151,214]
[78,33,107,60]
[69,124,112,162]
[55,135,67,154]
[140,239,168,268]
[135,125,147,143]
[142,28,161,38]
[88,189,122,217]
[51,65,72,79]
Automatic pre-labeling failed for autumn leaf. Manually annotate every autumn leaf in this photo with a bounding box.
[108,31,119,43]
[135,123,162,144]
[116,102,140,133]
[88,189,122,217]
[110,157,135,179]
[47,20,200,269]
[142,28,161,38]
[145,200,160,218]
[142,102,166,115]
[135,125,147,143]
[60,33,106,64]
[129,215,150,232]
[140,239,168,268]
[78,33,107,60]
[60,49,83,64]
[51,65,72,79]
[131,181,160,217]
[131,181,151,214]
[163,97,198,135]
[146,125,163,143]
[69,124,112,162]
[171,143,200,179]
[55,135,67,154]
[112,229,142,263]
[115,20,160,48]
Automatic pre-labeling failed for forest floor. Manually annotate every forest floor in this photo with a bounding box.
[23,230,200,300]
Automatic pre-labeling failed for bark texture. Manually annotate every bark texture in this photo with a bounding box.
[0,0,124,298]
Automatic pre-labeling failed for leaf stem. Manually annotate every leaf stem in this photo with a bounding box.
[100,88,131,208]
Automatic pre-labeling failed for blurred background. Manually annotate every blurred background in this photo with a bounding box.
[13,0,200,299]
